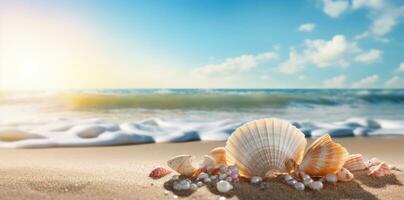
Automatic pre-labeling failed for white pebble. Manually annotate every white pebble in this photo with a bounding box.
[203,177,212,183]
[309,181,323,190]
[325,174,337,183]
[173,195,178,199]
[196,181,203,187]
[302,174,311,181]
[303,178,313,186]
[284,175,293,181]
[210,175,218,180]
[198,172,209,179]
[250,176,263,184]
[287,179,297,185]
[294,182,305,191]
[219,197,226,200]
[216,180,233,193]
[164,190,169,195]
[190,183,198,190]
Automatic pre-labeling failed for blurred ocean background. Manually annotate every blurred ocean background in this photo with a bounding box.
[1,89,404,148]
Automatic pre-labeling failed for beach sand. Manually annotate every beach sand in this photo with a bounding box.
[0,137,403,199]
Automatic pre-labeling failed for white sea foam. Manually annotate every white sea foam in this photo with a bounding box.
[0,117,403,148]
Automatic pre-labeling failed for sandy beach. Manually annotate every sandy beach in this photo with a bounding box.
[0,137,402,200]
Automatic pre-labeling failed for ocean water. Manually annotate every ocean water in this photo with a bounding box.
[0,89,404,148]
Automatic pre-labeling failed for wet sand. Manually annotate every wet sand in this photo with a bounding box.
[0,137,403,199]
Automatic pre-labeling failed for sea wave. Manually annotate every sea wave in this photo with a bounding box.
[0,117,403,148]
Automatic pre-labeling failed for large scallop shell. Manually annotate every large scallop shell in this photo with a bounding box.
[343,154,368,171]
[225,118,307,178]
[208,147,227,166]
[299,134,348,177]
[167,155,196,176]
[368,162,393,177]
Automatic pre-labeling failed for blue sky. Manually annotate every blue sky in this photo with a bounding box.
[0,0,403,89]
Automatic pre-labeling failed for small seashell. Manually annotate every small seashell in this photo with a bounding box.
[325,173,337,183]
[344,154,368,171]
[208,147,227,166]
[366,157,382,168]
[300,134,349,177]
[336,168,354,182]
[368,162,393,177]
[167,155,196,176]
[250,176,263,184]
[309,181,323,190]
[216,180,233,193]
[294,182,305,191]
[389,165,402,172]
[149,167,171,178]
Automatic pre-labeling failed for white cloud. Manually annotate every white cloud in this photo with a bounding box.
[352,74,379,88]
[354,31,369,40]
[323,74,346,88]
[298,23,316,32]
[322,0,350,18]
[298,75,306,80]
[278,35,360,74]
[384,76,404,88]
[352,0,404,37]
[396,62,404,72]
[193,52,278,78]
[354,49,383,64]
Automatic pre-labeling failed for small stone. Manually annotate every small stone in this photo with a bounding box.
[284,175,293,182]
[219,197,226,200]
[196,181,203,187]
[325,174,337,183]
[173,180,191,191]
[210,175,218,180]
[302,174,311,181]
[203,177,212,183]
[287,179,297,186]
[304,178,313,186]
[198,172,209,179]
[171,175,179,181]
[294,182,305,191]
[164,190,169,195]
[219,165,227,174]
[190,183,198,190]
[309,181,323,190]
[250,176,263,184]
[173,195,178,199]
[219,173,227,180]
[216,180,233,193]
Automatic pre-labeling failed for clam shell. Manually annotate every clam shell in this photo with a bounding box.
[167,155,196,176]
[336,168,354,182]
[343,154,368,171]
[368,162,393,177]
[149,167,171,178]
[225,118,307,178]
[299,134,348,177]
[208,147,227,166]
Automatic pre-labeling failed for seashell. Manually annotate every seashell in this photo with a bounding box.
[225,118,307,178]
[336,168,354,182]
[216,180,233,193]
[366,157,382,168]
[208,147,227,166]
[344,154,368,171]
[299,134,348,177]
[167,155,196,176]
[368,162,393,177]
[149,167,171,178]
[200,155,216,170]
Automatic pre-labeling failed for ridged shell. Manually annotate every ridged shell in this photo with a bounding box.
[299,134,348,176]
[225,118,307,178]
[336,168,354,182]
[149,167,171,178]
[167,155,196,176]
[208,147,227,166]
[200,155,216,169]
[343,154,368,171]
[368,162,393,177]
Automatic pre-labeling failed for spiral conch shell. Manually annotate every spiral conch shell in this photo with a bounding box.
[225,118,307,178]
[208,147,227,166]
[343,154,368,171]
[299,134,349,177]
[167,155,196,176]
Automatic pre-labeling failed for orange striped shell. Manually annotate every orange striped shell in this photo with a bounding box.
[299,134,349,177]
[149,167,171,178]
[343,154,368,171]
[368,162,393,177]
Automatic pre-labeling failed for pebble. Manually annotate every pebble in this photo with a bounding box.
[284,175,293,182]
[210,175,218,180]
[294,182,305,191]
[203,177,212,183]
[198,172,209,179]
[216,180,233,193]
[219,173,227,180]
[219,197,226,200]
[171,175,179,181]
[173,180,191,191]
[309,181,323,190]
[287,179,297,186]
[325,174,337,183]
[303,178,313,186]
[196,181,204,187]
[190,183,198,190]
[173,195,178,199]
[250,176,263,184]
[164,190,169,195]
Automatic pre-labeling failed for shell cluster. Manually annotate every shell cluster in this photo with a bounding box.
[163,118,398,194]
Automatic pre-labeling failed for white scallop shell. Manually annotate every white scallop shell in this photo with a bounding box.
[225,118,307,178]
[167,155,196,176]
